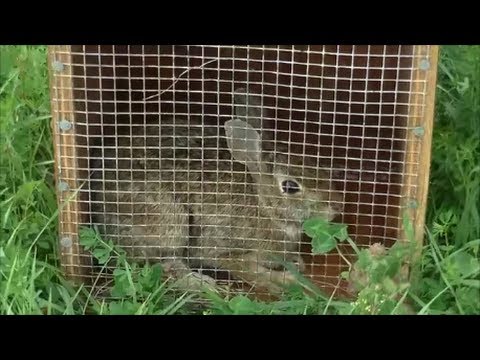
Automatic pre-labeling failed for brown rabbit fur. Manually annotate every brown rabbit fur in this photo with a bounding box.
[89,89,343,294]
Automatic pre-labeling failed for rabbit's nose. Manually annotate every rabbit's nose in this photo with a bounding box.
[330,200,344,214]
[327,192,344,213]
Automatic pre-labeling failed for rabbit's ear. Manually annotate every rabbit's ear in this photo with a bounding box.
[233,88,263,121]
[224,119,261,171]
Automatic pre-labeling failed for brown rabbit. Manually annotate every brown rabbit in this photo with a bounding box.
[89,89,343,294]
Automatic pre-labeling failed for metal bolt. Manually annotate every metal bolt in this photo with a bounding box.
[407,199,418,209]
[419,59,430,71]
[58,119,72,132]
[52,60,65,72]
[413,126,425,137]
[60,236,72,248]
[57,181,69,192]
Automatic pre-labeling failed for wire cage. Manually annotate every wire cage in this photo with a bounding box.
[47,45,439,299]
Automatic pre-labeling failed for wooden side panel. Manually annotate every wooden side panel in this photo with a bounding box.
[400,45,439,254]
[47,45,92,283]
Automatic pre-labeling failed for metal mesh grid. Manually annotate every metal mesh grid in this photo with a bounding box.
[48,45,435,299]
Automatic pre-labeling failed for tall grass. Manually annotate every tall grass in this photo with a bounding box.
[409,45,480,315]
[0,46,72,314]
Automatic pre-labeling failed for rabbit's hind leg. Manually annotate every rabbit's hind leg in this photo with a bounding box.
[215,252,300,295]
[131,195,216,292]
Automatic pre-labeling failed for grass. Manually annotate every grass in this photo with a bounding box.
[0,45,478,315]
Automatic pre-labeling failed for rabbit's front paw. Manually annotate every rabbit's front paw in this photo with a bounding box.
[259,254,305,273]
[288,255,305,272]
[259,270,299,295]
[271,269,298,286]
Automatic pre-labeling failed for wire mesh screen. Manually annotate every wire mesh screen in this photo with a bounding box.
[48,45,438,299]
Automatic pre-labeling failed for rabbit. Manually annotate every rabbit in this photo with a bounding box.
[88,88,343,295]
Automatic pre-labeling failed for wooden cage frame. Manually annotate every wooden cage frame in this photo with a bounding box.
[47,45,439,298]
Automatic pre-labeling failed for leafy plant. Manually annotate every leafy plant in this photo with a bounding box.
[303,216,418,315]
[303,217,350,254]
[78,226,194,314]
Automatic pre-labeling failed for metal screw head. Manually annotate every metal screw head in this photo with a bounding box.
[60,236,72,248]
[52,60,65,72]
[407,199,418,209]
[57,181,69,192]
[413,126,425,137]
[58,119,72,132]
[419,59,430,71]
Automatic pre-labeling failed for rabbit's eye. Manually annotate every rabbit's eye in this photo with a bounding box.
[281,180,301,194]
